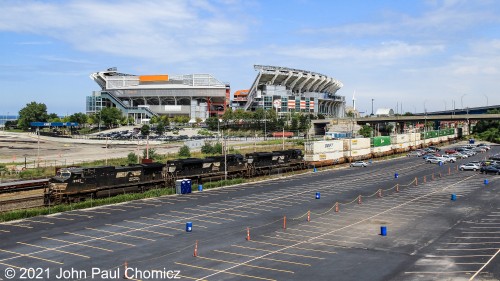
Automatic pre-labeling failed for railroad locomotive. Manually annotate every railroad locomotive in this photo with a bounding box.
[44,149,305,205]
[44,163,165,204]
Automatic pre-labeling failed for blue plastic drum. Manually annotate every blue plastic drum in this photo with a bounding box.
[451,194,457,201]
[198,184,203,192]
[381,226,387,236]
[394,173,399,179]
[186,222,192,232]
[484,179,489,185]
[315,192,320,199]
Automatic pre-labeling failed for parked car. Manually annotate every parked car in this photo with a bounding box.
[426,156,445,164]
[428,146,441,152]
[441,155,456,163]
[445,149,457,154]
[473,147,487,153]
[459,163,480,171]
[350,161,369,167]
[477,143,491,150]
[422,154,433,160]
[450,152,467,159]
[480,165,500,175]
[407,151,422,157]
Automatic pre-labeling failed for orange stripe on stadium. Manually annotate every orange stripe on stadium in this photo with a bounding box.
[139,75,169,82]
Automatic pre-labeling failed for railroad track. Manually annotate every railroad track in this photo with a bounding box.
[0,195,45,212]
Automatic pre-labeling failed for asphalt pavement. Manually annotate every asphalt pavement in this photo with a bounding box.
[0,145,498,281]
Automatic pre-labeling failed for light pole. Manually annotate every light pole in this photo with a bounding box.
[460,94,467,109]
[483,94,489,106]
[223,133,227,181]
[423,99,428,114]
[371,99,374,116]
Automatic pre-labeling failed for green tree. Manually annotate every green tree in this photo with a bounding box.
[18,102,49,130]
[359,125,373,138]
[100,107,122,127]
[156,120,165,136]
[141,124,150,136]
[143,148,159,160]
[222,107,233,127]
[127,152,138,164]
[160,115,170,126]
[68,112,88,126]
[205,116,219,131]
[213,142,223,154]
[201,142,214,154]
[178,145,191,158]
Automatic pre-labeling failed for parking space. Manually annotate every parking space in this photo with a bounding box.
[0,146,498,280]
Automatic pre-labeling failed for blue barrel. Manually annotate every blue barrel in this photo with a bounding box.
[186,222,192,232]
[451,194,457,201]
[198,184,203,192]
[439,161,443,166]
[315,192,320,199]
[313,167,317,173]
[394,172,399,179]
[469,138,475,144]
[484,179,489,185]
[381,226,387,236]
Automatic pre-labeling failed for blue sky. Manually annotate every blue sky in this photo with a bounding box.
[1,0,499,116]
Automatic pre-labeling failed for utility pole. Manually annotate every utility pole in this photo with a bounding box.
[371,99,374,116]
[282,127,285,150]
[224,132,227,181]
[36,128,40,168]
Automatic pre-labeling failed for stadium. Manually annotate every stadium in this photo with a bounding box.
[87,68,230,123]
[242,65,345,117]
[86,65,345,123]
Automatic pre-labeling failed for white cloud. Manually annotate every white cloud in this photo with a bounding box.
[278,41,445,62]
[0,0,250,63]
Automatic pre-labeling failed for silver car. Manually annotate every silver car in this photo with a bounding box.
[459,163,480,171]
[350,161,369,167]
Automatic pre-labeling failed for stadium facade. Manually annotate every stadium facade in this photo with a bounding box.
[87,68,230,123]
[242,65,345,117]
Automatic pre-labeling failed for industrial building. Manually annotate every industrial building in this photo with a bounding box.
[87,68,230,123]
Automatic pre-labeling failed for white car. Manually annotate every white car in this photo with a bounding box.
[451,152,468,159]
[350,161,369,167]
[441,155,456,163]
[459,163,480,171]
[426,156,446,164]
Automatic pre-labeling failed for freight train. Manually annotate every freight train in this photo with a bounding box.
[44,149,305,204]
[44,128,462,205]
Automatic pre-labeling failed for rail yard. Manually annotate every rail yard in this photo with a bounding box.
[0,142,498,281]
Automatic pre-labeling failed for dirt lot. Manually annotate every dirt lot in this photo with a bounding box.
[0,131,184,168]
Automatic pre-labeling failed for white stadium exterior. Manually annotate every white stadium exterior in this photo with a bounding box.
[243,65,345,117]
[87,68,230,123]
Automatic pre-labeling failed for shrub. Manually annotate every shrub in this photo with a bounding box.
[178,145,191,158]
[127,152,138,164]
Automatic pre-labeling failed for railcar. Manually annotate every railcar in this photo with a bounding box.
[44,163,165,204]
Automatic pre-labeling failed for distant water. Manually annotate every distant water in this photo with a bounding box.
[0,115,18,125]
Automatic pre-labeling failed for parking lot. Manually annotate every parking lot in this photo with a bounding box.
[0,145,498,280]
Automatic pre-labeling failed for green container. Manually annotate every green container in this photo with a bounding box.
[372,136,391,147]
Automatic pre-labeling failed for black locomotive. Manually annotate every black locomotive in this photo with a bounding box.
[44,163,165,204]
[44,149,305,205]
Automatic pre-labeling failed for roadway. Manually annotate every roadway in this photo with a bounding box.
[0,145,498,281]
